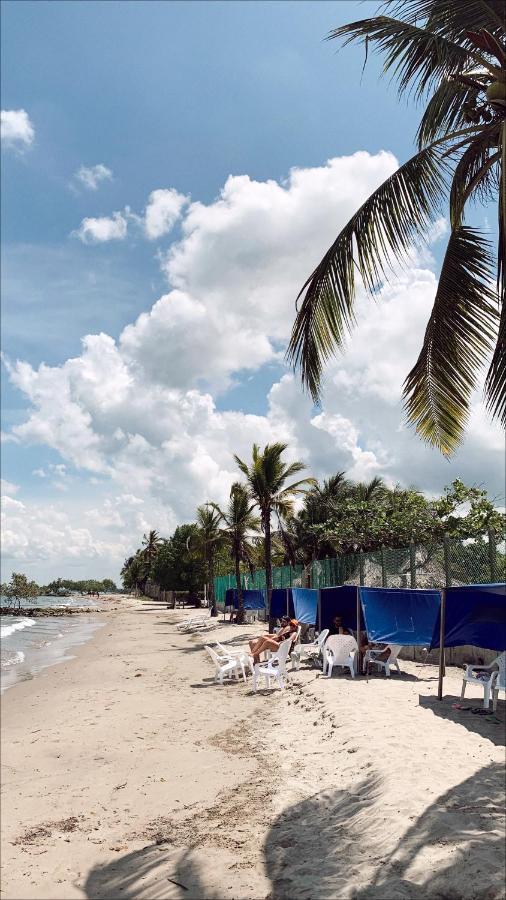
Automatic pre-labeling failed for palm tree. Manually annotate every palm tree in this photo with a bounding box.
[350,476,387,504]
[195,504,223,617]
[288,0,505,456]
[120,552,148,595]
[141,530,162,565]
[212,483,260,625]
[234,443,316,629]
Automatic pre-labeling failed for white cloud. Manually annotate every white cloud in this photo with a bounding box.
[1,109,34,149]
[75,163,113,190]
[1,479,19,496]
[3,152,504,580]
[144,188,188,239]
[73,210,128,244]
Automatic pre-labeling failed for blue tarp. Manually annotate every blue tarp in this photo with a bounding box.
[320,585,364,633]
[360,587,441,646]
[225,589,266,610]
[430,583,506,652]
[270,589,295,620]
[292,588,318,625]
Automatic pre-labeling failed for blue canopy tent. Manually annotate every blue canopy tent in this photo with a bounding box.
[360,587,441,646]
[270,588,295,620]
[430,583,506,651]
[430,583,506,699]
[224,589,266,610]
[292,588,318,625]
[320,585,364,634]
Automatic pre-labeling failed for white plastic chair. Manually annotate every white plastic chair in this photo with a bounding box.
[292,629,329,670]
[253,637,292,691]
[205,645,243,685]
[461,651,506,710]
[363,644,402,677]
[215,642,253,676]
[322,635,358,679]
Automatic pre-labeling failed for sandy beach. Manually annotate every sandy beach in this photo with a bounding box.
[1,599,504,900]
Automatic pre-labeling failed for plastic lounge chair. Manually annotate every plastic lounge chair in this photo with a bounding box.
[215,642,254,676]
[322,635,358,679]
[292,628,329,671]
[363,644,402,677]
[461,651,506,710]
[253,637,292,692]
[205,645,243,685]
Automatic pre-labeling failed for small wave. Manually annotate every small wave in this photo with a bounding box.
[0,618,37,639]
[2,650,25,667]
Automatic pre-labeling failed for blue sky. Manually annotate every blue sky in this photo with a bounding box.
[1,1,503,583]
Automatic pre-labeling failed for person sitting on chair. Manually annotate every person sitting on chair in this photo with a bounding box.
[328,615,351,636]
[249,617,298,665]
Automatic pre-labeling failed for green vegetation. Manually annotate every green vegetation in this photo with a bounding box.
[288,0,505,455]
[122,442,505,614]
[1,573,39,609]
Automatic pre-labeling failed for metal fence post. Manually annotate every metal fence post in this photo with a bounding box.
[488,528,497,582]
[359,550,365,586]
[443,533,452,588]
[381,545,387,588]
[409,540,417,588]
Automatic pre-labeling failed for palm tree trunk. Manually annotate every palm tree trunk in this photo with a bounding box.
[264,510,274,632]
[209,549,217,617]
[235,552,245,625]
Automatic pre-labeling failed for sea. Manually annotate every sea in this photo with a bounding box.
[0,595,106,693]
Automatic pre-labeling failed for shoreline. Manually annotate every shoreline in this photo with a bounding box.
[1,603,504,899]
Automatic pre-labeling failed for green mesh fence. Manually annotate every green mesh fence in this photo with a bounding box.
[214,534,505,604]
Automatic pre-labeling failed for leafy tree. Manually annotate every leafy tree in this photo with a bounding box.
[150,525,205,598]
[3,573,39,609]
[121,553,149,594]
[288,0,505,455]
[194,505,224,617]
[234,443,316,628]
[212,483,260,625]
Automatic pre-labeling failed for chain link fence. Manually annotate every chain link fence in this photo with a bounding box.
[214,533,505,604]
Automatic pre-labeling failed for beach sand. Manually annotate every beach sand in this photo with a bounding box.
[1,600,504,899]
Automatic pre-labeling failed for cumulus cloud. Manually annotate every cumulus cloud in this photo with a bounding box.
[1,109,34,149]
[144,188,188,239]
[4,152,504,579]
[73,210,129,244]
[1,479,19,496]
[75,163,113,190]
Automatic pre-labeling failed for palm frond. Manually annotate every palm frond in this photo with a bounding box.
[484,123,506,426]
[287,144,450,401]
[416,78,488,147]
[403,226,499,454]
[384,1,506,41]
[328,16,474,101]
[449,132,501,226]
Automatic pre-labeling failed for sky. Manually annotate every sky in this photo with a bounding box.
[1,0,504,585]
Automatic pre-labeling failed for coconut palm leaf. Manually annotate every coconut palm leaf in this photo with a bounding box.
[416,78,489,148]
[403,226,499,453]
[328,16,477,100]
[287,143,451,400]
[449,125,502,225]
[386,0,506,41]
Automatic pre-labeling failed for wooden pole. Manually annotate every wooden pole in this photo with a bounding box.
[437,589,446,701]
[356,585,362,676]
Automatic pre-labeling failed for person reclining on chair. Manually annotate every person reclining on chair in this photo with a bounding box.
[249,617,298,665]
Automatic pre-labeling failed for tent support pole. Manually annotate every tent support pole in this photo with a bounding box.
[356,585,362,676]
[286,588,289,618]
[317,589,321,633]
[437,589,446,701]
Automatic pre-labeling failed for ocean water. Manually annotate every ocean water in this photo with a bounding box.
[0,596,106,693]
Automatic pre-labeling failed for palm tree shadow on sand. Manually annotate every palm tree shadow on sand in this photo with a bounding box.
[83,764,504,899]
[263,762,505,899]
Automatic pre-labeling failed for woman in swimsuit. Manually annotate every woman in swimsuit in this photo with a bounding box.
[249,617,298,665]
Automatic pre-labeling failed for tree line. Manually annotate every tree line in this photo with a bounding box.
[1,574,118,609]
[120,442,505,626]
